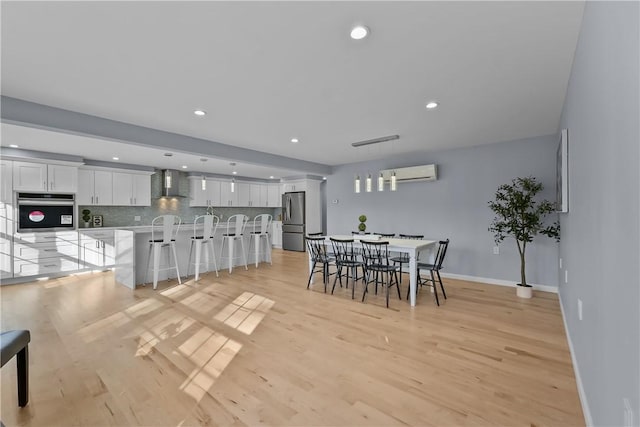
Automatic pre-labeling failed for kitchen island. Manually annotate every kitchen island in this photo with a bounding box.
[106,221,271,289]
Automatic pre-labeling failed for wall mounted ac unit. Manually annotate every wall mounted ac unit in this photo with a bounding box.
[380,164,437,183]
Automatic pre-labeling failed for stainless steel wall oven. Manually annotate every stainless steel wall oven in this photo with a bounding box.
[17,193,76,232]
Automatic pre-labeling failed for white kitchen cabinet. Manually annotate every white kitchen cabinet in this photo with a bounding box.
[12,161,77,193]
[0,160,13,204]
[237,182,251,207]
[79,230,115,269]
[12,161,47,191]
[77,169,113,205]
[250,184,262,207]
[189,178,220,207]
[237,182,263,207]
[47,164,78,192]
[0,161,14,279]
[219,180,238,207]
[271,221,282,248]
[112,172,152,206]
[0,193,13,279]
[266,183,280,207]
[13,231,79,277]
[281,181,307,193]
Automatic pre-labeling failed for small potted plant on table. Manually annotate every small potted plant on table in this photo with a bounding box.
[488,177,560,298]
[358,215,367,233]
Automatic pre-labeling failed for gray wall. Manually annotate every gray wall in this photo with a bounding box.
[79,170,280,227]
[557,2,640,426]
[326,135,560,287]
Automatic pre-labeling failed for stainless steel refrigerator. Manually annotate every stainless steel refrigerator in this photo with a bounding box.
[282,191,306,251]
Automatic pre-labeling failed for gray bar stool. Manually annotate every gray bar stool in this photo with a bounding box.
[248,214,273,268]
[185,215,220,281]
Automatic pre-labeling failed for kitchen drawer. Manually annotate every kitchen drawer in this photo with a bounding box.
[14,242,79,260]
[15,231,78,244]
[79,230,114,240]
[14,258,79,277]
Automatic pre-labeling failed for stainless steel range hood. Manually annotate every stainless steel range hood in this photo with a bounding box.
[162,169,181,197]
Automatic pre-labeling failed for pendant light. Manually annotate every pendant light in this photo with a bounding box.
[365,173,372,192]
[377,172,384,191]
[354,175,361,193]
[201,176,206,191]
[229,162,236,192]
[390,171,397,191]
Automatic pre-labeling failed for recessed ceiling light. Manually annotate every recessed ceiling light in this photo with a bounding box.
[291,138,299,143]
[181,165,188,169]
[350,25,369,40]
[323,177,327,180]
[269,176,275,179]
[200,158,207,162]
[112,157,119,161]
[164,153,173,157]
[232,171,237,175]
[426,101,439,109]
[9,144,19,148]
[193,110,206,116]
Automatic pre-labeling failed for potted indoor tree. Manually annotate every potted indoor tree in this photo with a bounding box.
[488,176,560,298]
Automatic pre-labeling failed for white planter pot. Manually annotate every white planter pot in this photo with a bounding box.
[516,285,533,299]
[83,222,91,228]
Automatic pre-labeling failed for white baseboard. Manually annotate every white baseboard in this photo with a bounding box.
[439,272,558,293]
[558,292,593,426]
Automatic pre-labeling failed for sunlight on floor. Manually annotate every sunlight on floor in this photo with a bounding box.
[213,291,275,335]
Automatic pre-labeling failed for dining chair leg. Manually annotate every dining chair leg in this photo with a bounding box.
[332,265,342,294]
[361,280,368,302]
[385,272,390,308]
[436,270,447,299]
[395,271,402,300]
[307,261,317,289]
[430,269,440,306]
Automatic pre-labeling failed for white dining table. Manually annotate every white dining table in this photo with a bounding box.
[310,235,437,307]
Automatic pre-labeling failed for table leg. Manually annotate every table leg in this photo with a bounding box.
[409,252,417,307]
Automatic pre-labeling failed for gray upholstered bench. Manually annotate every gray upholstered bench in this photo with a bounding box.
[0,330,30,407]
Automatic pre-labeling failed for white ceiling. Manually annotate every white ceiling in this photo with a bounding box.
[1,1,584,173]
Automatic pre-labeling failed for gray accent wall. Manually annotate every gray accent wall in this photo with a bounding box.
[557,2,640,426]
[326,134,560,287]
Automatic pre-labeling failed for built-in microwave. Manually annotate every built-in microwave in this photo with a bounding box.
[17,193,76,233]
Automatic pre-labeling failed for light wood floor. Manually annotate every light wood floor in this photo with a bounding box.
[1,249,584,426]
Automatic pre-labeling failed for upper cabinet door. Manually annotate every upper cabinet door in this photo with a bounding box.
[131,174,151,206]
[267,184,279,207]
[190,178,209,207]
[47,164,78,193]
[236,183,251,207]
[76,169,95,205]
[251,184,263,207]
[12,161,47,192]
[94,170,113,205]
[0,161,13,204]
[111,172,133,205]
